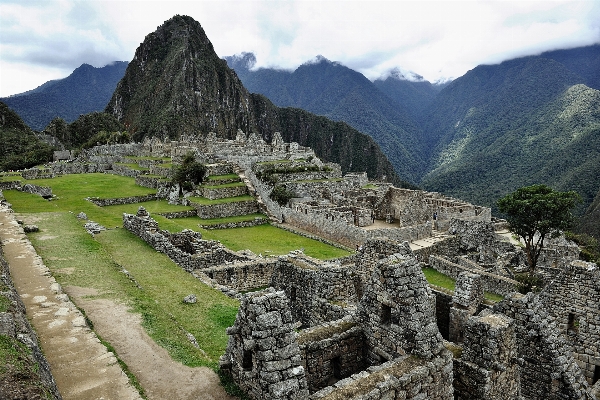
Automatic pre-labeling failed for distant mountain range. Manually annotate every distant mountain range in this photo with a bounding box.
[1,62,128,131]
[2,15,599,237]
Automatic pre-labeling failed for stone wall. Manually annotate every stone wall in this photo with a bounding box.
[449,272,484,343]
[429,255,519,297]
[539,260,600,386]
[297,318,365,392]
[198,185,248,200]
[202,260,277,292]
[221,288,310,400]
[310,353,454,400]
[191,199,259,219]
[270,256,357,328]
[123,208,251,272]
[0,244,62,400]
[493,292,594,399]
[432,288,453,340]
[88,193,160,207]
[453,311,520,399]
[359,251,446,363]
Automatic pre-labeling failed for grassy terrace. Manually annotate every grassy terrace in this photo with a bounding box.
[114,163,150,171]
[188,194,254,205]
[206,174,239,181]
[422,267,504,303]
[200,182,246,189]
[2,173,350,374]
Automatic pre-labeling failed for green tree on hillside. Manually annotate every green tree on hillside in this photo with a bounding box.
[497,184,581,272]
[172,153,206,194]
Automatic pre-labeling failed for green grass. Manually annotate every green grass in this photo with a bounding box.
[207,174,239,181]
[422,267,456,291]
[25,212,238,369]
[188,195,254,205]
[201,182,246,189]
[3,174,157,227]
[422,267,504,302]
[199,224,351,259]
[102,200,194,216]
[115,163,149,171]
[196,213,268,225]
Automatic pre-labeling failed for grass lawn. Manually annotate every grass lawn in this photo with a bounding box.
[206,174,239,181]
[188,195,254,205]
[422,267,504,303]
[25,212,237,368]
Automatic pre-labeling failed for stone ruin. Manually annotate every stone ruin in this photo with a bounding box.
[13,130,600,399]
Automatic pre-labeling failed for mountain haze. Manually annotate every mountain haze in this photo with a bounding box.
[1,62,128,131]
[106,15,404,186]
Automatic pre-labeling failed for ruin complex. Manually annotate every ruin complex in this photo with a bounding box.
[4,130,599,399]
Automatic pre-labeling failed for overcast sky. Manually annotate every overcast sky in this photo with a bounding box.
[1,0,599,97]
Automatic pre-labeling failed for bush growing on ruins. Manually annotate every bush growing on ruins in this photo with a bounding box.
[498,184,581,272]
[172,153,206,192]
[270,185,297,206]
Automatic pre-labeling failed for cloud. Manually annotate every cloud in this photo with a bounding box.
[1,0,600,97]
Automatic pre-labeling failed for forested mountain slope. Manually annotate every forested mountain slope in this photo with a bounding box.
[420,55,600,215]
[225,54,428,183]
[1,62,128,131]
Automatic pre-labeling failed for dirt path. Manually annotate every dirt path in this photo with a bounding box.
[0,205,234,400]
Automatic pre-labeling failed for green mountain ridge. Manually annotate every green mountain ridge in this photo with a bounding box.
[1,62,128,131]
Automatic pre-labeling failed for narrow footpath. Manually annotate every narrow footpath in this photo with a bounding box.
[0,204,141,399]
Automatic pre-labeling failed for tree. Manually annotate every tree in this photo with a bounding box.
[497,184,581,271]
[172,153,206,194]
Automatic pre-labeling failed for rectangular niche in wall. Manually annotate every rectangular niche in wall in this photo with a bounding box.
[381,304,391,325]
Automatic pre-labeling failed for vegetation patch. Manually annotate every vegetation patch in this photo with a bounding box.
[422,267,456,291]
[188,195,254,205]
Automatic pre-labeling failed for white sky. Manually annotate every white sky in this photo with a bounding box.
[1,0,599,97]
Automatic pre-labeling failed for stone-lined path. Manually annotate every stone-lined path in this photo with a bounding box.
[0,205,141,400]
[0,204,234,400]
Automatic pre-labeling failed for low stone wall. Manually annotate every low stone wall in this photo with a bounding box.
[202,260,277,292]
[191,199,259,219]
[0,181,20,191]
[88,194,160,206]
[21,168,54,180]
[111,164,146,178]
[310,353,453,400]
[50,162,111,175]
[298,319,365,393]
[0,246,62,400]
[157,210,198,219]
[206,163,234,176]
[149,164,173,178]
[198,217,268,230]
[429,255,518,296]
[123,209,251,272]
[20,183,53,198]
[198,185,248,200]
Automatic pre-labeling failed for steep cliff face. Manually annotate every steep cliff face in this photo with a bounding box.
[106,15,253,140]
[106,15,404,186]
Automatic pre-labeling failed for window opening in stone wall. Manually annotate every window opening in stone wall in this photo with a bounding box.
[332,356,342,379]
[242,350,253,371]
[567,313,579,333]
[593,365,600,385]
[381,304,391,325]
[290,287,296,302]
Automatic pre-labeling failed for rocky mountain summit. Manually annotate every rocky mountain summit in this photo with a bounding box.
[105,15,404,187]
